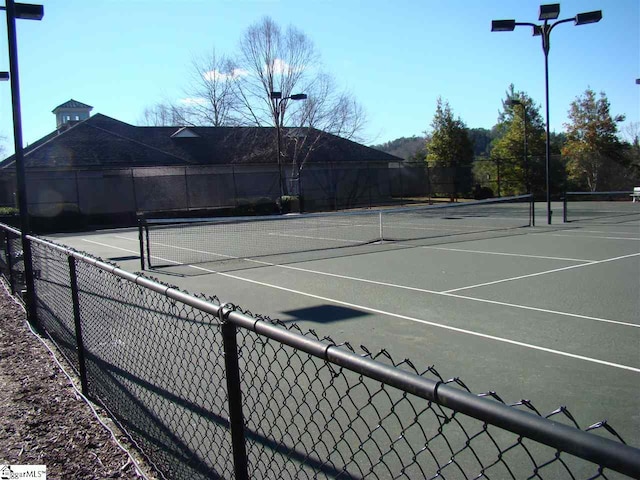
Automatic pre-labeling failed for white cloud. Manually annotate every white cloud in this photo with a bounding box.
[179,97,207,106]
[203,68,249,82]
[266,58,306,75]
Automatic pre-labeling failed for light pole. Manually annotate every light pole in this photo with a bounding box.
[1,0,44,322]
[269,91,307,208]
[492,4,602,224]
[507,98,529,194]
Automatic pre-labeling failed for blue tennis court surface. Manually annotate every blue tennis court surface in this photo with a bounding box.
[49,201,640,448]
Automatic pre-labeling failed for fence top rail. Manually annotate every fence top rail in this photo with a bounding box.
[0,223,21,236]
[6,227,638,477]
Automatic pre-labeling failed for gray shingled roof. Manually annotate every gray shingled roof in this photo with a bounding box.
[1,113,402,169]
[52,99,93,112]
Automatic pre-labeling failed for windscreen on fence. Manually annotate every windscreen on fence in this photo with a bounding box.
[140,194,534,268]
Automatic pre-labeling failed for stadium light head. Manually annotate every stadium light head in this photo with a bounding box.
[270,91,282,100]
[0,3,44,20]
[575,10,602,25]
[539,4,560,21]
[491,19,516,32]
[0,72,9,81]
[290,93,307,101]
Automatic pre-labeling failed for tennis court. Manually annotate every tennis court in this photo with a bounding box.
[48,197,640,450]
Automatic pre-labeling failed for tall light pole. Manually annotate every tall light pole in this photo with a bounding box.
[269,91,307,208]
[492,4,602,224]
[507,98,529,194]
[1,0,44,322]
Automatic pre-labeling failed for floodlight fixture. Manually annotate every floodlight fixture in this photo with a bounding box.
[539,4,560,21]
[575,10,602,25]
[270,91,282,100]
[0,3,44,20]
[491,19,516,32]
[636,79,640,85]
[0,71,9,81]
[289,93,307,101]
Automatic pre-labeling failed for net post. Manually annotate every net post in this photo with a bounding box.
[563,193,568,223]
[379,211,383,242]
[145,222,151,269]
[68,255,89,397]
[220,312,249,480]
[530,194,535,227]
[137,216,145,270]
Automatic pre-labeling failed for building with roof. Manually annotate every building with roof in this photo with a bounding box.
[0,100,408,228]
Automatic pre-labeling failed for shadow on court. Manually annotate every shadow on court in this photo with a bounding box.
[281,304,372,324]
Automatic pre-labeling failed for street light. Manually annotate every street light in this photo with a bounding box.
[269,91,307,208]
[506,98,529,194]
[2,0,44,323]
[492,4,602,224]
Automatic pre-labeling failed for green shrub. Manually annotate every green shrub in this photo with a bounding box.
[0,207,18,215]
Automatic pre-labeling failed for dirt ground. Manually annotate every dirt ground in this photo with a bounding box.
[0,285,155,479]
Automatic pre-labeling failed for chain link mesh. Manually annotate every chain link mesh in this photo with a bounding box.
[30,240,78,371]
[73,258,233,479]
[233,316,626,479]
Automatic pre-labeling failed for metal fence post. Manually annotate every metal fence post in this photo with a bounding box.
[68,255,89,396]
[220,312,249,480]
[563,193,567,223]
[5,231,16,294]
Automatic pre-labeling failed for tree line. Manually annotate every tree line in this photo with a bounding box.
[376,84,639,197]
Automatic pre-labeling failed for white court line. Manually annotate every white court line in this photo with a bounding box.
[110,235,638,329]
[413,246,591,263]
[82,238,640,373]
[266,233,365,244]
[533,232,640,241]
[442,253,640,294]
[569,229,640,236]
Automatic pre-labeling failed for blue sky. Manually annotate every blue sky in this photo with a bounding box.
[0,0,638,154]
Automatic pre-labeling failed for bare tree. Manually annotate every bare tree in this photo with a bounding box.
[138,102,189,126]
[181,49,240,126]
[232,17,368,194]
[0,134,7,159]
[620,121,640,146]
[139,16,368,195]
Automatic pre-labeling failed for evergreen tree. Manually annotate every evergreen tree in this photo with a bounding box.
[425,97,474,198]
[483,85,546,196]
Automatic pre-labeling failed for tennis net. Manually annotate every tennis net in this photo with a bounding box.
[139,194,534,268]
[563,191,639,224]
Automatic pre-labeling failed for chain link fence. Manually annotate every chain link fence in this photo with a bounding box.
[0,223,639,479]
